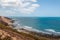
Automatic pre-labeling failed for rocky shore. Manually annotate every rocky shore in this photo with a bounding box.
[0,16,60,40]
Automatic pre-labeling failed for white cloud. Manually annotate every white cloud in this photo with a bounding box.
[0,0,40,14]
[0,0,18,7]
[0,9,16,16]
[31,0,37,2]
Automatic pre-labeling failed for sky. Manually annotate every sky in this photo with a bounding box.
[0,0,60,17]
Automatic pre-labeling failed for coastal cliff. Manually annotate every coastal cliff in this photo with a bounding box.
[0,16,60,40]
[0,16,14,26]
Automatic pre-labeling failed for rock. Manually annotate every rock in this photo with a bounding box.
[0,16,14,26]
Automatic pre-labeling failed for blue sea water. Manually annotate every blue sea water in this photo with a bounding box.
[11,17,60,32]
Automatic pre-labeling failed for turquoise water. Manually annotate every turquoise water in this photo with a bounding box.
[12,17,60,32]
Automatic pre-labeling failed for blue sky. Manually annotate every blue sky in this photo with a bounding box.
[27,0,60,17]
[0,0,60,17]
[36,0,60,17]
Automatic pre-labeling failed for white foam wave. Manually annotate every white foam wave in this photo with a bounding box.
[23,26,40,32]
[15,24,60,36]
[45,29,56,32]
[44,29,60,36]
[12,20,60,36]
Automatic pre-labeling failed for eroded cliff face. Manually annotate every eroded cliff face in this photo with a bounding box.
[0,16,14,26]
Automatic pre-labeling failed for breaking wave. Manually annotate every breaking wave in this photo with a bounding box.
[12,18,60,36]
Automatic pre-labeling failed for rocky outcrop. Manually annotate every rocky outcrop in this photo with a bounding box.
[0,16,14,26]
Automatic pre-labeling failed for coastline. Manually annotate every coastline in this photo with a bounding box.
[0,16,60,40]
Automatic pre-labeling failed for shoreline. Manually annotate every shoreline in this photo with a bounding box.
[14,25,60,37]
[0,16,60,40]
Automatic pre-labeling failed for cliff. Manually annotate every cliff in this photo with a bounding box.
[0,16,60,40]
[0,16,14,26]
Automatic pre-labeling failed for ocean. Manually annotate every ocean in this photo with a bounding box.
[11,17,60,32]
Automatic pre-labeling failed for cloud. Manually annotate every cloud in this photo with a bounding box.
[0,0,18,7]
[0,0,40,14]
[31,0,37,2]
[0,9,16,16]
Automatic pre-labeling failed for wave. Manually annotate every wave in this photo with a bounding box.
[22,26,60,36]
[23,26,40,32]
[44,29,60,36]
[12,19,41,33]
[12,19,60,36]
[44,29,56,33]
